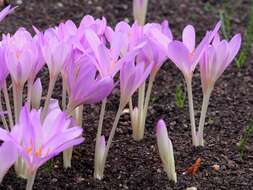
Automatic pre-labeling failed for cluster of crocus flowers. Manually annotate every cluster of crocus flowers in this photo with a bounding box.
[154,21,241,146]
[0,1,242,188]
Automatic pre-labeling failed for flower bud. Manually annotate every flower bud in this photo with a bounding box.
[156,119,177,183]
[31,78,42,109]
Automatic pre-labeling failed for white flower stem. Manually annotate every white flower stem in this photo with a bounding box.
[197,88,212,146]
[129,98,134,127]
[186,79,197,146]
[26,170,37,190]
[63,148,73,168]
[94,98,107,179]
[0,91,8,130]
[63,104,76,168]
[100,104,124,178]
[42,76,57,119]
[76,105,84,127]
[132,83,145,141]
[139,73,155,140]
[27,80,33,110]
[3,81,13,127]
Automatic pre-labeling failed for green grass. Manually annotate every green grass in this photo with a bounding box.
[238,121,253,159]
[236,0,253,67]
[175,83,185,109]
[219,9,231,39]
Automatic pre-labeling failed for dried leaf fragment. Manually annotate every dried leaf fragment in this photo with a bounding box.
[186,158,201,175]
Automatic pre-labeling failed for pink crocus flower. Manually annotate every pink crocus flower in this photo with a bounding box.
[167,21,222,80]
[196,33,241,146]
[200,34,242,93]
[84,29,123,78]
[29,32,45,83]
[0,103,84,185]
[0,5,15,22]
[64,56,114,112]
[40,28,72,79]
[4,28,38,86]
[120,53,153,107]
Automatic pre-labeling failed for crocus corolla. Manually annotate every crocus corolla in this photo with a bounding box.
[64,55,114,113]
[0,103,84,189]
[197,33,241,146]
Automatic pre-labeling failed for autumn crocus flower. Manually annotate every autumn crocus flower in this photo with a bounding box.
[0,103,84,190]
[65,56,114,113]
[128,21,173,141]
[95,50,153,180]
[3,28,40,123]
[156,119,177,183]
[40,28,72,117]
[165,21,221,146]
[196,33,241,146]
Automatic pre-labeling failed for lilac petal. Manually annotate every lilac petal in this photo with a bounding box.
[84,29,101,59]
[35,137,84,168]
[212,34,220,46]
[182,25,195,52]
[43,127,83,151]
[167,41,191,76]
[191,32,211,71]
[161,20,173,40]
[0,5,15,22]
[0,141,18,183]
[227,34,241,63]
[81,77,114,104]
[149,28,172,54]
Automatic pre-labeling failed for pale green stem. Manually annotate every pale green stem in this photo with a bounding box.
[42,76,57,120]
[137,73,155,140]
[129,98,133,119]
[197,87,212,146]
[0,92,8,130]
[186,79,197,146]
[94,98,107,178]
[77,105,84,127]
[27,80,33,111]
[3,81,13,127]
[26,170,37,190]
[133,83,145,140]
[100,104,124,178]
[63,104,75,168]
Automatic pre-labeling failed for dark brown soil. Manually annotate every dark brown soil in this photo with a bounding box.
[0,0,253,189]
